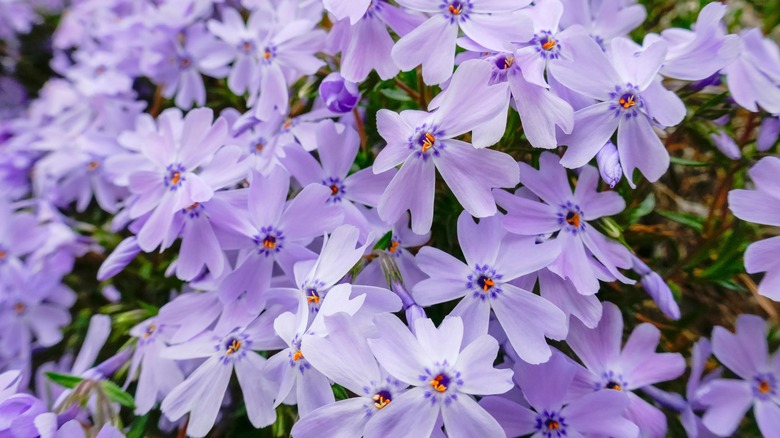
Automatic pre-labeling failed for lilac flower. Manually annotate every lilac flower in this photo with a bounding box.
[567,302,686,438]
[413,211,566,364]
[596,141,622,188]
[282,120,395,238]
[723,29,780,114]
[263,284,374,417]
[218,168,342,307]
[391,0,532,84]
[652,2,739,81]
[105,108,242,253]
[698,315,780,437]
[0,203,42,275]
[497,152,634,295]
[559,0,646,51]
[373,61,518,234]
[481,351,639,437]
[757,116,780,152]
[330,0,423,82]
[555,36,686,185]
[142,24,231,109]
[247,19,326,120]
[643,339,721,438]
[365,314,512,437]
[125,318,185,415]
[728,157,780,300]
[97,237,141,281]
[160,307,285,437]
[291,312,407,437]
[206,7,267,95]
[319,73,360,113]
[271,224,401,316]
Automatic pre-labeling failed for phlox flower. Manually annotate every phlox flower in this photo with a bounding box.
[291,312,407,437]
[373,61,518,234]
[723,29,780,114]
[391,0,532,84]
[728,157,780,300]
[497,152,634,295]
[567,302,686,438]
[206,7,267,95]
[413,211,566,364]
[559,0,646,51]
[555,36,686,185]
[365,314,513,437]
[698,314,780,437]
[481,351,639,438]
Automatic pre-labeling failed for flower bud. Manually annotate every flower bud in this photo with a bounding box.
[757,117,780,152]
[319,73,360,113]
[710,130,741,160]
[97,236,140,281]
[631,256,681,320]
[596,141,622,188]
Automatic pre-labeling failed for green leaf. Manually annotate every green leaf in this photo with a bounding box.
[372,231,393,251]
[332,384,349,400]
[379,88,412,102]
[670,156,709,167]
[126,413,149,438]
[657,210,705,233]
[628,193,655,224]
[45,372,85,389]
[101,380,136,409]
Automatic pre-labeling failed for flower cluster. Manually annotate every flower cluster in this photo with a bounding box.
[1,0,779,437]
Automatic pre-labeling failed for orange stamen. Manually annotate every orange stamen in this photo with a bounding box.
[226,339,241,355]
[566,212,580,228]
[293,351,304,361]
[373,394,391,409]
[422,132,435,152]
[87,161,99,171]
[503,57,514,69]
[448,4,462,14]
[330,185,339,195]
[759,380,772,394]
[619,95,636,109]
[430,375,447,392]
[14,303,25,314]
[388,241,400,253]
[482,278,495,292]
[170,172,181,185]
[542,39,557,50]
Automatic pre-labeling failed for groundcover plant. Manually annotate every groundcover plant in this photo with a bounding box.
[1,0,780,436]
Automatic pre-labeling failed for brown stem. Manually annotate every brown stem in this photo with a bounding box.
[394,78,420,102]
[149,86,163,117]
[353,107,368,152]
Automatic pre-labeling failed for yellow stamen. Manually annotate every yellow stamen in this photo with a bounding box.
[226,339,241,355]
[542,39,557,50]
[503,57,514,70]
[430,375,447,392]
[293,351,304,361]
[422,132,435,153]
[186,202,199,210]
[373,394,391,409]
[606,382,622,391]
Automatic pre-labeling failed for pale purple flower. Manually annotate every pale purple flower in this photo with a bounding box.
[559,0,646,51]
[723,29,780,114]
[391,0,533,84]
[710,130,741,160]
[728,157,780,300]
[413,211,566,364]
[481,351,639,438]
[324,0,371,24]
[757,116,780,152]
[373,61,518,234]
[97,237,141,281]
[291,312,407,437]
[698,315,780,437]
[567,302,686,438]
[652,2,739,81]
[555,36,686,185]
[497,152,634,295]
[206,7,267,95]
[596,141,622,188]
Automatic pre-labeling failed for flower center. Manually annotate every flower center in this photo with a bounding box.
[241,40,254,53]
[179,56,192,70]
[477,275,495,292]
[373,390,392,409]
[306,288,320,304]
[536,411,567,438]
[605,381,622,391]
[14,303,25,314]
[430,374,450,392]
[619,93,636,109]
[542,37,557,51]
[388,240,400,253]
[262,46,275,61]
[0,250,6,261]
[448,3,462,14]
[225,339,242,355]
[143,323,156,339]
[421,132,435,153]
[293,350,304,361]
[263,235,276,249]
[330,185,339,195]
[87,161,99,171]
[759,380,772,394]
[753,373,777,399]
[545,419,560,430]
[565,211,580,228]
[165,164,186,189]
